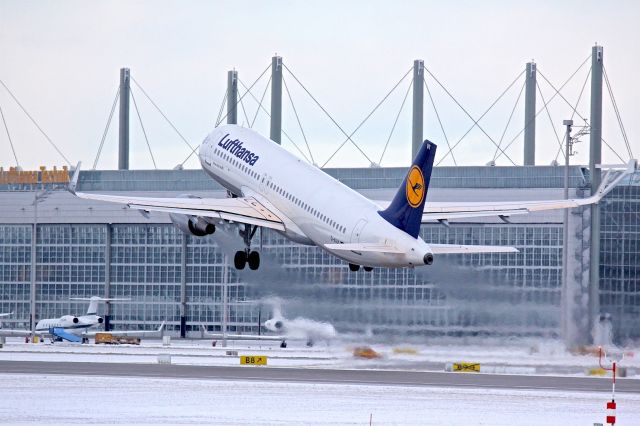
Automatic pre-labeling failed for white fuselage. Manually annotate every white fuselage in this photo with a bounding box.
[198,125,431,268]
[35,315,102,336]
[264,316,337,341]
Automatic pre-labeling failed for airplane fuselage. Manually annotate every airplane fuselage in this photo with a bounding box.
[35,315,102,336]
[199,125,431,268]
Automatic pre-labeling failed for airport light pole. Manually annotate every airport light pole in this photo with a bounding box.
[561,120,573,344]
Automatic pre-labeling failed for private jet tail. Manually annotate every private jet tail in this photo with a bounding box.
[379,140,437,238]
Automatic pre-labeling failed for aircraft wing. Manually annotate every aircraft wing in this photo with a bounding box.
[0,329,34,337]
[85,322,166,337]
[69,163,285,231]
[373,160,636,223]
[200,325,284,341]
[421,161,636,222]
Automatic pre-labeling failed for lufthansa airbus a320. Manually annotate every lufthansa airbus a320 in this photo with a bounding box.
[70,125,635,271]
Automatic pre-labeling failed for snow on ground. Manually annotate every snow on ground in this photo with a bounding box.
[0,337,637,376]
[1,374,639,425]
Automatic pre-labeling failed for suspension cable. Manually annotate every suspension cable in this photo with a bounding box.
[283,75,315,164]
[283,63,384,167]
[0,104,19,166]
[130,88,157,169]
[494,55,591,161]
[93,87,120,169]
[320,68,412,167]
[603,66,633,159]
[601,137,627,164]
[492,79,526,162]
[554,67,591,163]
[536,80,565,161]
[130,76,195,153]
[179,64,272,167]
[0,79,71,165]
[537,69,591,123]
[424,78,456,166]
[237,86,252,127]
[215,89,228,127]
[379,78,412,166]
[251,75,271,128]
[236,78,311,163]
[433,69,524,166]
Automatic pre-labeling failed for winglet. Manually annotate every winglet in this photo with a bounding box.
[68,161,81,194]
[593,159,638,200]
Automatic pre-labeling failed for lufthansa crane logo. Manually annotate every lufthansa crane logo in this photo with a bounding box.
[406,166,425,208]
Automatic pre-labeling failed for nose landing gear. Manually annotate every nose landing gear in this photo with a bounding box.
[234,224,261,270]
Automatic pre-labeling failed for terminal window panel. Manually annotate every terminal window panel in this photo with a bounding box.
[599,179,640,341]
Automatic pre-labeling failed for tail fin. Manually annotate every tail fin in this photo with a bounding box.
[378,140,436,238]
[86,296,100,315]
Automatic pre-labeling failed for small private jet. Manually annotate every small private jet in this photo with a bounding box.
[0,296,164,343]
[201,301,336,347]
[70,125,636,271]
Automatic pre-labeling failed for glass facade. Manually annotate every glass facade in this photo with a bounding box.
[0,167,636,341]
[600,172,640,342]
[0,225,30,327]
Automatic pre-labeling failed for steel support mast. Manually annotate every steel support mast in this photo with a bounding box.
[270,56,282,144]
[524,62,537,165]
[588,45,603,338]
[412,59,424,160]
[118,68,130,170]
[227,70,238,125]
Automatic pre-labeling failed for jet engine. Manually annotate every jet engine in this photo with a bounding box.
[169,195,216,237]
[265,319,284,332]
[170,213,215,237]
[72,317,79,324]
[97,317,104,324]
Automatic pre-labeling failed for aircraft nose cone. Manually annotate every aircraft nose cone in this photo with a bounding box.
[423,253,434,265]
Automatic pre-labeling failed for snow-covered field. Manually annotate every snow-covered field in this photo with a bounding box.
[1,373,639,425]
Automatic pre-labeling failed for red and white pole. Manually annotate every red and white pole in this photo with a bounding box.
[599,346,617,425]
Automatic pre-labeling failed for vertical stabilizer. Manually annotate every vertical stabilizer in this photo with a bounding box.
[379,140,437,238]
[86,296,101,315]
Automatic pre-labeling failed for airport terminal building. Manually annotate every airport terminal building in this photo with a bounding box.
[0,166,638,344]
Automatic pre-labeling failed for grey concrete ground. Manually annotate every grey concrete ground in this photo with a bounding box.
[1,360,638,392]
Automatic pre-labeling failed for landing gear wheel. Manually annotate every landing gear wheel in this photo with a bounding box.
[363,266,373,272]
[280,340,287,348]
[349,263,360,272]
[248,251,260,270]
[234,251,247,270]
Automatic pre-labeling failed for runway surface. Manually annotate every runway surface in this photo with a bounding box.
[2,360,639,392]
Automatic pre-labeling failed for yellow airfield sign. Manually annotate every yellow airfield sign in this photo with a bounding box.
[240,355,268,365]
[452,362,480,373]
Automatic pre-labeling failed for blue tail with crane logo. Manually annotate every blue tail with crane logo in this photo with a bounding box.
[378,140,437,238]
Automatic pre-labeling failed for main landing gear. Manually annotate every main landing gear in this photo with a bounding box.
[348,264,373,272]
[234,225,260,270]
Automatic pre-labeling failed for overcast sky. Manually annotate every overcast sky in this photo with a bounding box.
[1,0,638,170]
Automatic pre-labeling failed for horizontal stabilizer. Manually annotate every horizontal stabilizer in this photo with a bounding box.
[429,244,519,254]
[324,243,404,254]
